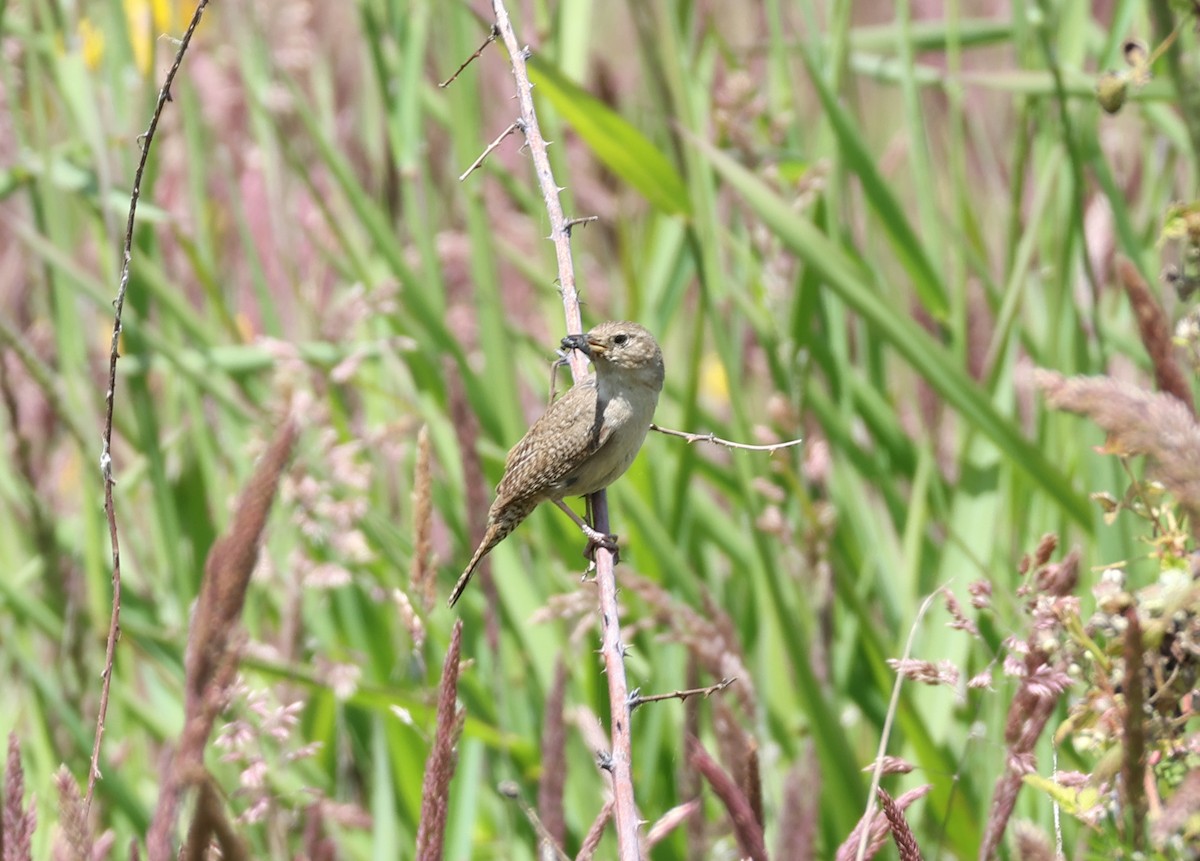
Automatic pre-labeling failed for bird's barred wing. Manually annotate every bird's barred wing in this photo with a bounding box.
[494,380,607,503]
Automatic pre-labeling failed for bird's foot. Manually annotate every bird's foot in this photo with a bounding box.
[581,524,620,564]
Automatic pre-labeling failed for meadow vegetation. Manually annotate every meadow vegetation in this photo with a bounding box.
[2,1,1200,858]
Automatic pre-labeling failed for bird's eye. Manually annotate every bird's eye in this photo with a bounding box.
[613,334,629,346]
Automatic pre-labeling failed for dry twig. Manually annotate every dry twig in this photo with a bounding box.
[651,423,803,453]
[438,24,498,88]
[628,677,736,710]
[88,0,211,818]
[458,120,521,182]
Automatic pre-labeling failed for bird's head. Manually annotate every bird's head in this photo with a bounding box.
[561,321,665,391]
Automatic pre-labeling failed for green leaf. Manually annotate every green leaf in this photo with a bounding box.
[1023,773,1102,825]
[527,56,691,216]
[797,46,950,320]
[695,138,1093,529]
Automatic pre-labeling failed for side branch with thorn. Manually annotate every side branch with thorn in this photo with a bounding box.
[629,678,736,711]
[650,424,803,453]
[564,215,600,234]
[459,120,522,182]
[438,24,498,88]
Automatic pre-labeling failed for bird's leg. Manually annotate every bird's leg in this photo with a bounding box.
[547,353,570,405]
[552,498,620,563]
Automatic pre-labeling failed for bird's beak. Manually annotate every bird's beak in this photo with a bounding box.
[561,333,596,356]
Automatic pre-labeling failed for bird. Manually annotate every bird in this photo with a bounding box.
[448,321,665,607]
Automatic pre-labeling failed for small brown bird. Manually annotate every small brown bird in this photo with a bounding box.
[448,321,665,607]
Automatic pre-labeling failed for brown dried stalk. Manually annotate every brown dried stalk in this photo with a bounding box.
[836,785,931,861]
[625,575,757,719]
[686,736,767,861]
[4,733,36,861]
[877,788,922,861]
[1152,768,1200,845]
[181,774,248,861]
[1012,822,1055,861]
[410,425,436,611]
[1037,371,1200,521]
[977,652,1067,860]
[53,767,91,861]
[538,659,569,849]
[301,803,337,861]
[1121,607,1146,850]
[439,25,497,89]
[1116,257,1195,414]
[415,620,465,860]
[776,746,820,861]
[145,420,297,860]
[575,801,613,861]
[643,800,701,850]
[445,363,500,652]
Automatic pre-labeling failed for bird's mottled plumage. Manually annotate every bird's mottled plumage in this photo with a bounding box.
[449,322,664,606]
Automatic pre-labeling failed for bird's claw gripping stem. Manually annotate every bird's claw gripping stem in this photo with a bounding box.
[581,524,620,564]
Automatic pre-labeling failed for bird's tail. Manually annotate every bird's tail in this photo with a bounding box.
[448,502,532,607]
[447,531,496,607]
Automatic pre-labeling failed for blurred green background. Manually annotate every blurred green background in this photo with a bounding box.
[0,0,1195,857]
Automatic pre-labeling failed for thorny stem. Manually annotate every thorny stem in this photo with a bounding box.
[488,2,640,857]
[88,0,210,818]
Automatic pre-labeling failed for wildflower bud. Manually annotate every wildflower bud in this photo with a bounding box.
[1096,71,1128,114]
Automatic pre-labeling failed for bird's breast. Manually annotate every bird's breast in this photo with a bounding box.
[554,388,657,498]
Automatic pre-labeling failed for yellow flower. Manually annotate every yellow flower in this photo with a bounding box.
[124,0,185,74]
[76,1,195,73]
[700,352,730,405]
[78,17,105,71]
